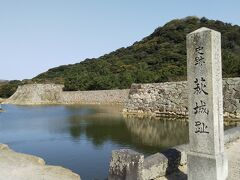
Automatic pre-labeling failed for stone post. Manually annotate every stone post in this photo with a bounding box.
[108,149,144,180]
[187,27,228,180]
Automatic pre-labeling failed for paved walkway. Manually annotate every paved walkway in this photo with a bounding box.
[158,138,240,180]
[226,138,240,180]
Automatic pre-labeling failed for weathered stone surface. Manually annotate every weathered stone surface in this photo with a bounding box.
[0,144,81,180]
[223,78,240,118]
[3,79,240,117]
[3,79,240,116]
[61,89,129,105]
[124,77,240,119]
[108,126,240,180]
[143,153,168,179]
[226,138,240,180]
[158,137,240,180]
[124,81,188,116]
[188,152,228,180]
[143,148,186,179]
[224,126,240,144]
[4,84,63,104]
[3,83,129,105]
[109,149,144,180]
[4,84,64,105]
[187,27,227,180]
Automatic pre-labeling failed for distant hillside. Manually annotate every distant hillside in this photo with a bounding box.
[33,16,240,91]
[0,80,22,98]
[1,16,240,97]
[0,80,8,83]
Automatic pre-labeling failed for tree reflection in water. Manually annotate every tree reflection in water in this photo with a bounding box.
[66,107,189,154]
[124,116,189,150]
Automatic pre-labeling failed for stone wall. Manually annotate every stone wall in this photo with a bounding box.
[123,77,240,118]
[60,89,129,104]
[4,84,64,105]
[4,78,240,116]
[4,84,129,105]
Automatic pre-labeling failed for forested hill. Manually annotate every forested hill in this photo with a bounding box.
[1,16,240,97]
[33,17,240,91]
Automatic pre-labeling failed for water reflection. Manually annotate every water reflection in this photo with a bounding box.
[67,114,131,147]
[124,116,189,149]
[1,105,237,179]
[64,107,189,154]
[69,125,82,139]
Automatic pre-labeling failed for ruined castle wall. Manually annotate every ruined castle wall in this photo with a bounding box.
[123,78,240,118]
[60,89,129,104]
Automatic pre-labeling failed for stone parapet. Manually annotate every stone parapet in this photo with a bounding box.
[108,126,240,180]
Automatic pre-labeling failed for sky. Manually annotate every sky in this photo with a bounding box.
[0,0,240,80]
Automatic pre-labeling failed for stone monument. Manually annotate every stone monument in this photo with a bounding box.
[187,27,228,180]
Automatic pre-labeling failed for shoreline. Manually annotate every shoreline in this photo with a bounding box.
[2,78,240,119]
[1,104,239,179]
[0,143,81,180]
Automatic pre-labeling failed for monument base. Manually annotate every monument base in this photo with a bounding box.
[187,151,228,180]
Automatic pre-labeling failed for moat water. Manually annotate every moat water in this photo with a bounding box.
[0,104,190,179]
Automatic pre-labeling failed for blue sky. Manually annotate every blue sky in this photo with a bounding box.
[1,0,240,80]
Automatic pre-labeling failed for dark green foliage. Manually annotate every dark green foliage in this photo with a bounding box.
[0,78,65,98]
[0,80,22,98]
[33,17,240,92]
[1,16,240,97]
